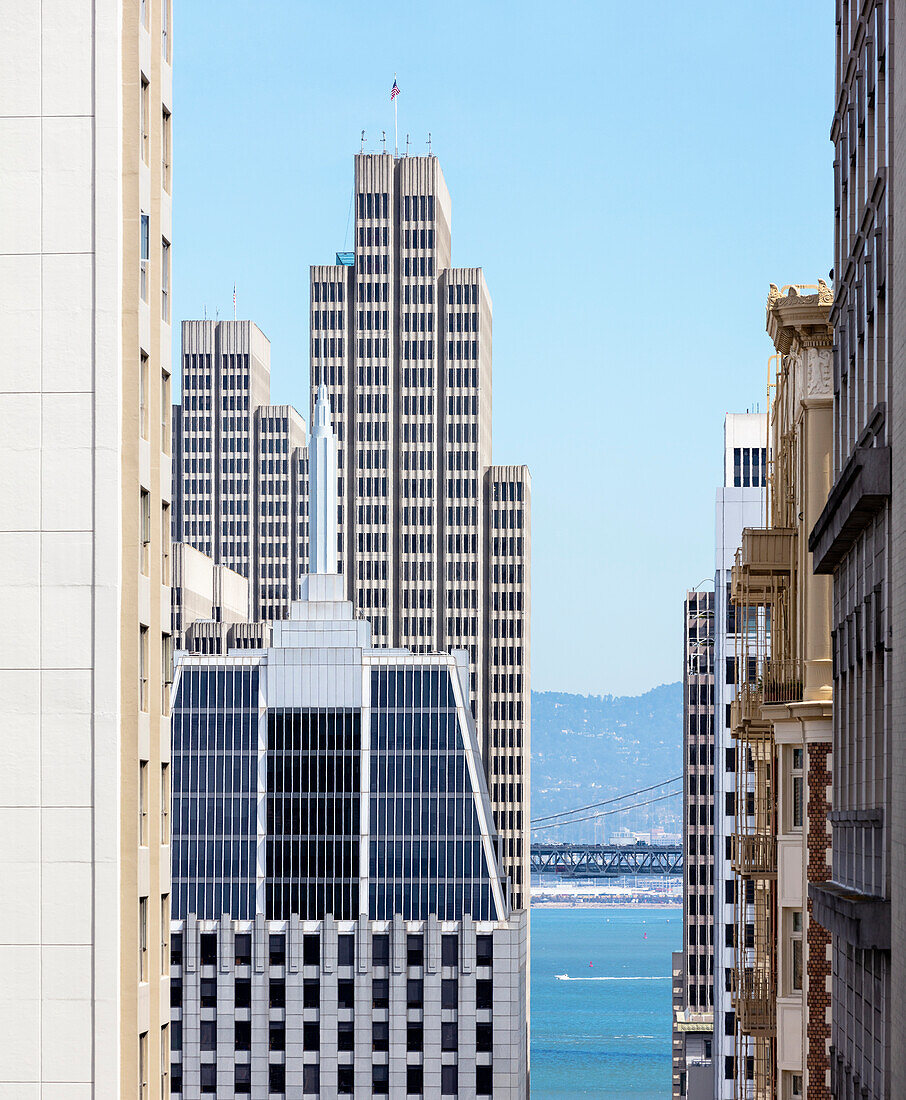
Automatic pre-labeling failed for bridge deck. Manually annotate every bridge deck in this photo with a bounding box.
[530,843,682,878]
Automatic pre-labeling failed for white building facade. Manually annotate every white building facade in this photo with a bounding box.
[713,413,767,1099]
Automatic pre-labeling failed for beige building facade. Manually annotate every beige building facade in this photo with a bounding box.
[0,0,173,1094]
[728,285,834,1100]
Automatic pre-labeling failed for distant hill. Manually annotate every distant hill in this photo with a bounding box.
[530,683,683,843]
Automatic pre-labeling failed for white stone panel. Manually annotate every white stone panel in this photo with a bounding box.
[42,254,94,394]
[0,4,40,116]
[42,994,92,1082]
[41,532,93,587]
[41,586,93,669]
[42,808,92,865]
[41,117,93,255]
[41,0,93,117]
[0,393,41,531]
[41,862,92,945]
[0,669,40,806]
[0,947,40,1080]
[41,701,92,808]
[0,119,41,253]
[0,255,42,393]
[0,863,40,945]
[41,393,93,531]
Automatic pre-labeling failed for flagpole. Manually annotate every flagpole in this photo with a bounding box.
[394,72,398,157]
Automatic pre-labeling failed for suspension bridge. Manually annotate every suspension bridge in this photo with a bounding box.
[529,773,684,878]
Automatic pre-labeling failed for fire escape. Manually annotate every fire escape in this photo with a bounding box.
[730,523,797,1100]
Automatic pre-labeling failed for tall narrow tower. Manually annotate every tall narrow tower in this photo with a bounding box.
[0,0,173,1094]
[310,153,531,907]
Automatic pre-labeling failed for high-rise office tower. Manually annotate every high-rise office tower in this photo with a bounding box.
[674,589,715,1100]
[173,319,310,625]
[0,1,172,1094]
[169,391,528,1097]
[808,5,899,1098]
[309,153,531,908]
[712,413,767,1100]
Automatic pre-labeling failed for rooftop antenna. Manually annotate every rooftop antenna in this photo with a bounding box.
[360,129,366,153]
[381,130,386,153]
[428,132,432,155]
[405,133,410,157]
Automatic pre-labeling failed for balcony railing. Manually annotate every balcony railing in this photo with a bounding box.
[732,969,776,1036]
[730,684,772,739]
[740,527,795,575]
[732,833,777,877]
[761,658,803,704]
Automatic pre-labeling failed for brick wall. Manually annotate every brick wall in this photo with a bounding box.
[806,743,832,1100]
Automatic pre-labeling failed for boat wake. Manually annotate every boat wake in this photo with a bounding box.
[554,974,669,982]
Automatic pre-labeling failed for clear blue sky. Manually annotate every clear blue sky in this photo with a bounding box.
[173,1,833,697]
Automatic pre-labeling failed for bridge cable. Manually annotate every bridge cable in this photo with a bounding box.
[531,774,683,824]
[530,789,682,831]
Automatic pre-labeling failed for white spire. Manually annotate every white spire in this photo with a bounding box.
[308,385,338,574]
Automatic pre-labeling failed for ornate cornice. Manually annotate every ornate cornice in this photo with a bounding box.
[766,280,834,352]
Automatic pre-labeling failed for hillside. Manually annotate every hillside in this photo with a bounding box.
[530,683,683,843]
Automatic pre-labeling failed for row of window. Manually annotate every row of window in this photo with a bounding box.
[173,1061,490,1097]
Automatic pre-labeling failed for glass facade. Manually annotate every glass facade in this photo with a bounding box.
[369,667,496,920]
[266,708,361,919]
[171,664,260,919]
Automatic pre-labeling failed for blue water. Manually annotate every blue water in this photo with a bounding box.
[531,908,679,1098]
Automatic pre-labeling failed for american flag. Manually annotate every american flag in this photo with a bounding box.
[390,79,400,101]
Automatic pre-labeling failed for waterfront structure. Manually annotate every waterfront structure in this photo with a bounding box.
[0,1,172,1093]
[309,153,531,907]
[673,589,715,1100]
[728,286,834,1100]
[807,5,899,1097]
[712,413,767,1100]
[172,319,310,625]
[169,390,528,1097]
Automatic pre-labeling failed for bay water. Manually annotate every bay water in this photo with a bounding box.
[530,907,680,1098]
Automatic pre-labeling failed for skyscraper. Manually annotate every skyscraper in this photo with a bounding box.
[310,153,531,908]
[674,588,715,1100]
[0,0,172,1094]
[712,413,767,1100]
[169,390,529,1097]
[173,319,310,624]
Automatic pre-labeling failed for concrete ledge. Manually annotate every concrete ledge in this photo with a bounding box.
[809,880,891,949]
[809,441,890,574]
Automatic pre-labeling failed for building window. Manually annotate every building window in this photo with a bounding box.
[161,504,171,584]
[139,1031,148,1099]
[162,108,171,191]
[791,746,804,829]
[140,489,151,574]
[162,633,173,714]
[200,1019,216,1051]
[140,353,149,438]
[140,76,149,162]
[161,371,171,452]
[160,1024,169,1096]
[140,214,150,301]
[160,894,169,973]
[790,910,803,992]
[139,897,148,981]
[139,760,148,844]
[161,238,170,322]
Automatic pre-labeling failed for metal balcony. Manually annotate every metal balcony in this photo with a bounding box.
[731,833,777,878]
[732,969,776,1036]
[761,658,804,705]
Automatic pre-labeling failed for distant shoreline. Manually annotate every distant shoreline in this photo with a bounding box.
[532,901,680,910]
